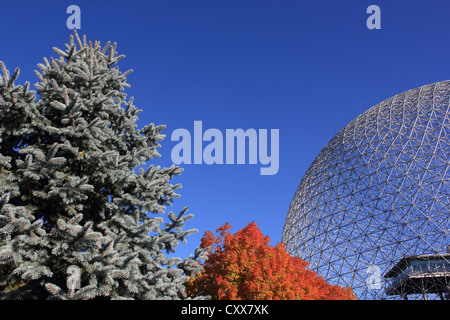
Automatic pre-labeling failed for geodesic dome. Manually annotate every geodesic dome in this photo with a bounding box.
[282,80,450,300]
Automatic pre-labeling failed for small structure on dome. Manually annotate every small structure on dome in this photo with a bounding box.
[384,253,450,300]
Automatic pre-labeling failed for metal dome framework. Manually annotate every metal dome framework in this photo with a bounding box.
[282,81,450,300]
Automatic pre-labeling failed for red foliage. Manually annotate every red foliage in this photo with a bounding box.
[186,222,355,300]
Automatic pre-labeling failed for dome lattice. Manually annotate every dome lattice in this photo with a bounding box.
[282,81,450,299]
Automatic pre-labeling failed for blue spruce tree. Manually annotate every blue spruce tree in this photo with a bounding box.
[0,31,207,300]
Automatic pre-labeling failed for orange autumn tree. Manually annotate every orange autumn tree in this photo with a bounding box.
[186,222,354,300]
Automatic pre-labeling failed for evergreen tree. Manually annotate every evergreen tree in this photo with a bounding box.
[0,31,207,300]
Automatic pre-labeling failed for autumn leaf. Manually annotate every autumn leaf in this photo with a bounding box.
[186,222,355,300]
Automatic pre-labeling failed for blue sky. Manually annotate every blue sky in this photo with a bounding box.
[1,0,450,260]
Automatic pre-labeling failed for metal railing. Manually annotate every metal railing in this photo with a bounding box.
[386,259,450,292]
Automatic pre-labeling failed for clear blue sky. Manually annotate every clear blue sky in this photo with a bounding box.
[1,0,450,260]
